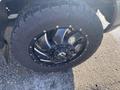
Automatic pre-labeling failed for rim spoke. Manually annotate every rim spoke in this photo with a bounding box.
[37,33,51,50]
[73,37,87,53]
[66,31,80,45]
[40,59,51,63]
[53,28,70,44]
[66,31,87,52]
[34,47,48,57]
[74,44,83,52]
[73,36,86,47]
[34,47,51,61]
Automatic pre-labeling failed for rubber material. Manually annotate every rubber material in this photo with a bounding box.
[5,0,30,14]
[0,2,8,48]
[11,0,103,72]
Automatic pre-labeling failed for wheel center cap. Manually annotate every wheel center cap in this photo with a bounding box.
[58,52,66,57]
[48,44,76,63]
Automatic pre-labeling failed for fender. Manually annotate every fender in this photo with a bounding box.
[84,0,120,32]
[112,0,120,30]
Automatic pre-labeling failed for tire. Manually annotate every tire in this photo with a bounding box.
[11,0,103,72]
[6,0,30,14]
[0,2,8,48]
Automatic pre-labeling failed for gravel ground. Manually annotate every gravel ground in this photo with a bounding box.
[0,52,74,90]
[0,26,74,90]
[0,26,120,90]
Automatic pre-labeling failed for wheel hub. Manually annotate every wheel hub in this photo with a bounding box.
[48,44,76,63]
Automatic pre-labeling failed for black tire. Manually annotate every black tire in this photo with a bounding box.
[0,2,8,48]
[11,0,103,72]
[6,0,30,14]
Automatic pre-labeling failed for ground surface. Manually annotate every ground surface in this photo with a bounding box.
[74,27,120,90]
[0,26,74,90]
[0,26,120,90]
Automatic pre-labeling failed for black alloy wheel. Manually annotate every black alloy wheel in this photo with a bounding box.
[29,26,88,64]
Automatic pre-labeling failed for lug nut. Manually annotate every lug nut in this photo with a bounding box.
[30,54,33,56]
[56,25,59,28]
[69,25,72,28]
[43,30,46,33]
[85,35,88,37]
[34,38,37,40]
[80,28,82,31]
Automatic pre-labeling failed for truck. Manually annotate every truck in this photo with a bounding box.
[0,0,120,72]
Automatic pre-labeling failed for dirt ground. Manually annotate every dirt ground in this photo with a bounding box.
[73,28,120,90]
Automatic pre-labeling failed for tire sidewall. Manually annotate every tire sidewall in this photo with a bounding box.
[11,5,103,72]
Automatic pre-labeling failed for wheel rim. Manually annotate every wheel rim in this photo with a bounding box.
[29,25,88,64]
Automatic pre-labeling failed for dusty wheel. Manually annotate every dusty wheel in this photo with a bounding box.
[11,1,103,72]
